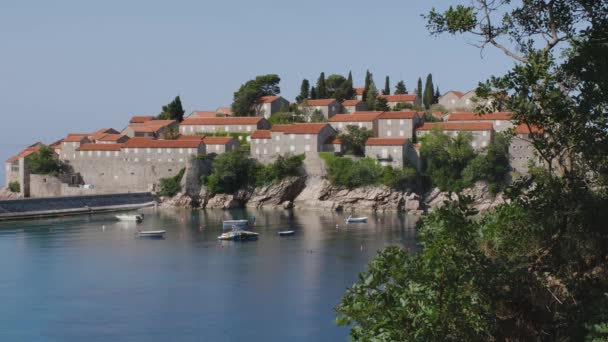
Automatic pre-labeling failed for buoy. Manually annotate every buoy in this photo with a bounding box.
[102,225,106,231]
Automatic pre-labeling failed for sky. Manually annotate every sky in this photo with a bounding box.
[0,0,517,185]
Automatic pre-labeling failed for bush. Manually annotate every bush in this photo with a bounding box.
[256,154,305,185]
[462,133,511,194]
[203,151,259,194]
[8,181,20,193]
[159,168,185,197]
[339,126,375,156]
[25,146,60,175]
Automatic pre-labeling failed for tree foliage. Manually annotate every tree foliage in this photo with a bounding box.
[338,125,374,157]
[157,96,185,122]
[158,168,185,197]
[415,77,423,107]
[231,74,281,116]
[316,72,327,99]
[383,76,390,95]
[394,80,408,94]
[295,79,310,103]
[423,73,435,108]
[8,181,20,193]
[25,146,60,175]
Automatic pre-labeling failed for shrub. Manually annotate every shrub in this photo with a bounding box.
[204,151,259,194]
[25,146,60,175]
[462,133,511,194]
[339,126,374,156]
[159,168,185,197]
[256,154,305,185]
[8,181,20,193]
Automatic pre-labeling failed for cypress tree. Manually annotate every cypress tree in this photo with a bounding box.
[363,70,372,101]
[296,79,310,103]
[415,77,423,107]
[316,72,327,99]
[394,80,407,94]
[347,71,353,84]
[310,86,317,99]
[158,96,185,122]
[365,80,379,110]
[423,73,435,109]
[434,86,441,103]
[384,76,390,95]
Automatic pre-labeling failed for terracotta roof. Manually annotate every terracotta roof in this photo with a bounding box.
[129,116,155,124]
[304,99,337,106]
[417,122,494,131]
[325,136,342,144]
[98,134,128,142]
[216,107,233,115]
[432,112,446,119]
[378,111,418,119]
[258,96,283,103]
[448,112,512,121]
[189,111,217,118]
[270,125,291,132]
[181,117,264,125]
[329,112,382,122]
[379,94,417,102]
[63,134,90,142]
[203,137,235,145]
[122,137,203,148]
[77,144,122,151]
[445,90,465,98]
[177,135,205,141]
[514,124,543,134]
[49,139,64,148]
[251,130,272,139]
[273,123,331,134]
[355,88,364,95]
[129,120,176,133]
[342,100,362,106]
[366,138,409,146]
[5,144,43,163]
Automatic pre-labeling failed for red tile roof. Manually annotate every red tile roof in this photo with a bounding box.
[514,124,543,134]
[417,122,494,131]
[203,137,235,145]
[378,111,418,119]
[366,138,409,146]
[448,112,513,121]
[329,112,382,122]
[49,139,64,148]
[304,99,337,106]
[342,100,362,106]
[379,94,417,102]
[355,88,364,95]
[181,117,265,125]
[251,130,272,139]
[274,123,331,134]
[189,111,217,118]
[77,144,122,151]
[258,96,283,103]
[325,136,342,144]
[121,137,203,148]
[5,144,43,163]
[445,90,465,98]
[129,120,176,133]
[98,134,128,142]
[216,107,233,115]
[177,135,205,141]
[432,112,446,119]
[270,125,291,132]
[129,116,155,124]
[63,134,90,142]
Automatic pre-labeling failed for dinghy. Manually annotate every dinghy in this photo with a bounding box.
[116,214,144,223]
[137,230,165,238]
[218,230,259,241]
[278,230,295,236]
[346,215,368,223]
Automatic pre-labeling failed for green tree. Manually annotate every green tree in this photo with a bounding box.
[159,168,185,197]
[365,79,378,110]
[338,125,374,156]
[362,70,372,101]
[383,76,390,95]
[423,73,434,109]
[374,96,389,111]
[295,79,310,103]
[231,74,281,116]
[462,133,511,194]
[325,74,353,101]
[394,80,407,94]
[25,146,60,175]
[434,86,441,103]
[204,151,260,194]
[316,72,327,99]
[310,86,317,99]
[415,77,423,107]
[8,181,20,193]
[157,96,185,122]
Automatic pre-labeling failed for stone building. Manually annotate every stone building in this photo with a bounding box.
[202,137,240,154]
[328,112,382,135]
[342,100,368,113]
[379,94,417,109]
[376,111,421,139]
[60,134,91,160]
[256,96,290,119]
[179,117,271,135]
[215,107,233,116]
[354,88,365,101]
[96,134,130,144]
[122,120,178,138]
[365,138,419,169]
[323,136,343,154]
[4,143,44,193]
[509,124,543,175]
[438,90,493,111]
[416,122,494,150]
[250,123,337,164]
[447,111,513,132]
[129,116,156,125]
[300,99,341,119]
[186,111,218,119]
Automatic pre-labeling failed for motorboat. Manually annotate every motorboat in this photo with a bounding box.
[218,227,259,241]
[137,230,165,238]
[278,230,295,236]
[222,216,256,229]
[116,213,144,223]
[346,215,368,223]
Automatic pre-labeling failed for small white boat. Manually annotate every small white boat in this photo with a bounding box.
[218,230,259,241]
[116,214,144,223]
[137,230,165,238]
[278,230,295,236]
[346,215,368,223]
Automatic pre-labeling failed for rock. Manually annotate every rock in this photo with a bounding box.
[423,181,507,213]
[247,177,306,209]
[160,192,194,208]
[0,188,21,200]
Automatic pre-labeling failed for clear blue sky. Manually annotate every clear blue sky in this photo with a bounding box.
[0,0,515,184]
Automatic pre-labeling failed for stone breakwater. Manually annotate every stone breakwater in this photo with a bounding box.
[161,176,506,214]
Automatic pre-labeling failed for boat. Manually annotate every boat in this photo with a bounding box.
[278,230,295,236]
[346,215,368,223]
[116,213,144,223]
[218,227,259,241]
[137,230,165,238]
[222,216,256,229]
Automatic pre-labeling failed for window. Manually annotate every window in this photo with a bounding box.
[125,148,129,154]
[399,120,404,125]
[88,151,92,156]
[495,120,501,126]
[106,151,110,156]
[179,148,183,154]
[382,148,388,158]
[387,119,392,126]
[215,145,219,151]
[134,148,139,153]
[114,151,119,157]
[387,130,392,136]
[275,147,280,152]
[305,134,311,139]
[263,139,267,144]
[304,145,310,152]
[188,148,193,154]
[255,148,260,155]
[482,131,487,137]
[472,141,477,147]
[276,136,280,141]
[190,126,194,133]
[482,141,487,147]
[157,148,162,154]
[290,134,295,140]
[246,126,251,132]
[263,148,267,154]
[225,126,230,132]
[290,145,295,152]
[338,123,343,129]
[166,148,171,153]
[393,148,398,154]
[399,130,404,136]
[79,151,83,156]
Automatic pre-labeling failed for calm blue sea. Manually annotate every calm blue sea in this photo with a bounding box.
[0,208,417,341]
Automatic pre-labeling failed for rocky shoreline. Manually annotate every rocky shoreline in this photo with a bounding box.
[161,176,506,214]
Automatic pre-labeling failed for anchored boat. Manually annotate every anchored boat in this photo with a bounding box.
[278,230,295,236]
[137,230,165,238]
[218,226,259,241]
[222,216,256,229]
[116,213,144,223]
[346,215,368,223]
